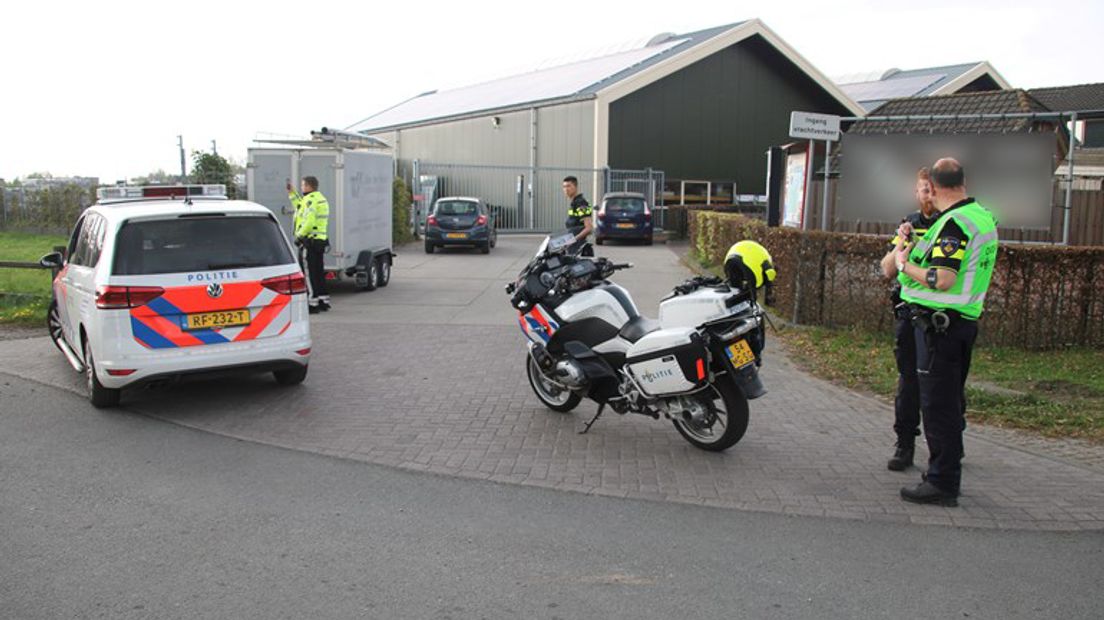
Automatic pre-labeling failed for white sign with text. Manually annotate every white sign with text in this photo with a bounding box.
[789,111,841,142]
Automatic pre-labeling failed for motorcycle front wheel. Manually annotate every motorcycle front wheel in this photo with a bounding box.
[671,375,749,452]
[526,354,581,413]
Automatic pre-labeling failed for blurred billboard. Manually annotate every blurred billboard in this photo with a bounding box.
[837,132,1058,229]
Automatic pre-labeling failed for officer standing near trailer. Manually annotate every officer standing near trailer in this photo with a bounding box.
[893,158,998,507]
[288,176,331,313]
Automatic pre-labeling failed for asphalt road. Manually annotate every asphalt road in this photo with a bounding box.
[3,376,1102,620]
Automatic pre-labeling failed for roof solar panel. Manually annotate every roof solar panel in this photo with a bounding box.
[351,38,688,131]
[841,74,947,104]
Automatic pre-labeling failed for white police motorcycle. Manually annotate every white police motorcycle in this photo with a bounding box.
[506,234,771,451]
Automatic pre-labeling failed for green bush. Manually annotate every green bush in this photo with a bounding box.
[392,177,414,245]
[689,211,1104,349]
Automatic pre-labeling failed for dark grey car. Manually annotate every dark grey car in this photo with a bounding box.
[424,197,497,254]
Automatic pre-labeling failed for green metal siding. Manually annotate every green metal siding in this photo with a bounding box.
[608,35,850,194]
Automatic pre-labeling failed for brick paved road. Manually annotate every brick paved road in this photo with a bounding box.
[2,236,1102,531]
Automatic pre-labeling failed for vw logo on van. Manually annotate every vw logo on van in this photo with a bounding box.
[206,282,224,299]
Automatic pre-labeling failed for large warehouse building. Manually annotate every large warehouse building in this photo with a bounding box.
[349,19,863,231]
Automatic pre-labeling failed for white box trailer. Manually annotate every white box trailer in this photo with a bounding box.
[247,147,394,290]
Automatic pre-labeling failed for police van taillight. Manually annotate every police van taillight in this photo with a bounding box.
[261,273,307,295]
[96,285,165,309]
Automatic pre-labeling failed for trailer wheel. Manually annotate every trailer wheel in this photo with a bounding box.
[366,261,379,291]
[377,257,391,287]
[354,264,376,291]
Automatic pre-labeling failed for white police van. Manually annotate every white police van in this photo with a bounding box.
[41,185,312,408]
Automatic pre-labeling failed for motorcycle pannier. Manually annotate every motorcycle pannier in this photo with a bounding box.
[624,327,709,397]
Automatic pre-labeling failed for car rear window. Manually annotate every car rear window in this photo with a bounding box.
[605,198,646,214]
[436,201,478,216]
[112,215,294,275]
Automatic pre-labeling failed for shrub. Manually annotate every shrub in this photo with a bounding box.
[689,211,1104,349]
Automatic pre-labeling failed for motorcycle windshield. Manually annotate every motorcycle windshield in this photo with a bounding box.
[547,232,575,255]
[534,236,550,258]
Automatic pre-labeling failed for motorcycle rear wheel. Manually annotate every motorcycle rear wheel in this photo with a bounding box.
[671,376,749,451]
[526,355,581,413]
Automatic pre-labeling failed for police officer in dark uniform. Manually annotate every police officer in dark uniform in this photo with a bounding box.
[880,167,939,471]
[562,176,594,256]
[893,158,999,506]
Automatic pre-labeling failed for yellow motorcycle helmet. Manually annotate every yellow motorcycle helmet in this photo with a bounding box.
[724,240,777,289]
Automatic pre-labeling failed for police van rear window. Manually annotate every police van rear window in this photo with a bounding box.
[112,215,294,275]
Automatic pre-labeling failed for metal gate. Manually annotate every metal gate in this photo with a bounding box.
[410,162,665,233]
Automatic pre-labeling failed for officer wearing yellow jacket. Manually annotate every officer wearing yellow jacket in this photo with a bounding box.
[893,158,998,507]
[287,176,331,313]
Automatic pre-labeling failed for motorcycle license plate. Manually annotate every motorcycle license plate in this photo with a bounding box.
[185,309,251,330]
[726,339,755,368]
[446,232,468,239]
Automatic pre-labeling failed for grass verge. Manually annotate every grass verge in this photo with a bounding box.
[775,324,1104,441]
[0,232,67,326]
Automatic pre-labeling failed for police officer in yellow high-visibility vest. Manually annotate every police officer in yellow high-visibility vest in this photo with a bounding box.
[892,158,998,507]
[287,176,331,313]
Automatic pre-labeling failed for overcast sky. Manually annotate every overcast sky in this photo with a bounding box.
[3,0,1101,182]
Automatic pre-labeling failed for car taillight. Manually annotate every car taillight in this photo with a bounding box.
[262,273,307,295]
[106,368,137,376]
[427,215,438,226]
[476,215,487,226]
[95,285,164,309]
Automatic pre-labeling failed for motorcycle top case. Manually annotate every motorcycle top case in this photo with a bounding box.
[659,288,751,329]
[624,327,709,397]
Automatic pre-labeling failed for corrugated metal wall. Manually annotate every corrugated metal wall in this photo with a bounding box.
[537,102,594,167]
[365,101,598,231]
[607,35,852,194]
[368,101,595,174]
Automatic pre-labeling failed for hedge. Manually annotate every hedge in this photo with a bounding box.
[690,211,1104,350]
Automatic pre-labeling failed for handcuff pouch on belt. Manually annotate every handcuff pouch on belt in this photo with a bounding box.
[909,305,951,335]
[909,305,952,374]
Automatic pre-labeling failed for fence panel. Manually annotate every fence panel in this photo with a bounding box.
[414,163,665,233]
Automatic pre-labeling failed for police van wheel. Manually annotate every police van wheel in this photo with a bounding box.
[83,340,120,409]
[274,364,308,386]
[377,258,391,287]
[47,300,64,351]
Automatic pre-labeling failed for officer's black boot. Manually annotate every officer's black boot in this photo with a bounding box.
[900,481,958,507]
[887,437,915,472]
